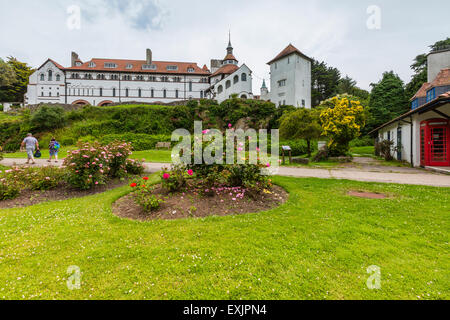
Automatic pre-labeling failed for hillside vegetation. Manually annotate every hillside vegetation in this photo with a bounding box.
[0,99,311,155]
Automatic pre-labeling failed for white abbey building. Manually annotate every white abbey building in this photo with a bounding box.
[25,40,311,108]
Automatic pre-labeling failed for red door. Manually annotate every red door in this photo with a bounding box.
[421,119,450,167]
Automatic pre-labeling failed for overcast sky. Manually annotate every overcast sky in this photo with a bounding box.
[0,0,449,93]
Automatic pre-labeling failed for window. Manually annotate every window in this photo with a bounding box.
[218,85,223,94]
[411,98,419,110]
[136,75,144,81]
[187,67,195,73]
[226,80,231,89]
[104,63,117,68]
[233,75,239,84]
[56,74,61,81]
[123,75,131,81]
[241,73,247,82]
[288,57,290,64]
[189,81,193,92]
[111,75,118,80]
[151,89,154,98]
[149,76,156,82]
[138,88,142,98]
[49,92,52,97]
[275,63,277,69]
[112,88,116,97]
[176,89,179,98]
[97,74,105,80]
[126,64,133,69]
[174,77,181,82]
[142,64,157,70]
[125,88,129,97]
[41,92,43,97]
[161,76,169,82]
[88,62,96,68]
[302,99,305,107]
[163,89,167,98]
[99,88,103,96]
[48,70,53,81]
[40,74,45,81]
[200,91,203,99]
[167,65,178,71]
[426,88,436,102]
[278,79,286,87]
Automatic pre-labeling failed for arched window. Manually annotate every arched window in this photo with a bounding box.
[125,88,129,97]
[175,89,179,98]
[241,94,247,99]
[112,88,116,97]
[48,70,53,81]
[189,81,193,92]
[163,89,167,98]
[56,74,61,81]
[99,88,103,97]
[151,89,154,98]
[217,85,223,94]
[241,73,247,82]
[226,80,231,89]
[233,75,239,84]
[40,74,45,81]
[138,88,142,98]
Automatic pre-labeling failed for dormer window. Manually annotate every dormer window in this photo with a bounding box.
[426,88,436,102]
[126,64,133,69]
[167,65,178,71]
[187,67,194,73]
[75,62,82,67]
[104,63,117,69]
[88,62,96,68]
[142,64,157,70]
[411,99,419,110]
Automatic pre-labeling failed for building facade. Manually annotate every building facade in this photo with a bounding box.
[262,44,312,108]
[372,48,450,168]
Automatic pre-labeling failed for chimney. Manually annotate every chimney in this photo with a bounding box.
[71,52,79,67]
[146,49,152,65]
[427,48,450,82]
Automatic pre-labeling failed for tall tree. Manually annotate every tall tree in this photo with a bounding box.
[367,71,408,134]
[0,57,34,102]
[0,58,17,88]
[311,60,341,107]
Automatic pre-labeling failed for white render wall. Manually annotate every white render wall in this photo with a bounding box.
[427,50,450,83]
[212,64,253,103]
[378,103,450,166]
[268,53,311,108]
[26,61,210,106]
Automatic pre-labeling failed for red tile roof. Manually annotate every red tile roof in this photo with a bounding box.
[223,53,238,61]
[65,58,210,75]
[38,58,65,70]
[411,68,450,101]
[210,64,239,77]
[411,82,430,100]
[267,44,313,65]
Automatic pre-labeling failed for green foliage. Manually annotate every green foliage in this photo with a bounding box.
[375,139,397,161]
[161,164,189,193]
[130,178,165,213]
[311,60,341,107]
[30,106,66,132]
[0,57,34,103]
[27,166,65,191]
[367,71,408,134]
[100,133,171,151]
[0,178,20,200]
[0,58,16,87]
[279,108,322,156]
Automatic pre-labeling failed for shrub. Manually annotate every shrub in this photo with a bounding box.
[27,167,65,191]
[130,177,165,212]
[105,141,133,178]
[375,140,395,161]
[161,164,189,193]
[30,106,66,131]
[100,133,171,151]
[0,178,20,200]
[350,136,374,147]
[125,159,145,175]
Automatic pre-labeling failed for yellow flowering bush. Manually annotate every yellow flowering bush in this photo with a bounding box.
[319,96,366,156]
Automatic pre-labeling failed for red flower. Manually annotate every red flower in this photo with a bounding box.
[130,183,137,187]
[163,173,170,180]
[187,170,194,176]
[143,177,149,181]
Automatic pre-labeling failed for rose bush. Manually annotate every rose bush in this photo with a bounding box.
[130,177,165,212]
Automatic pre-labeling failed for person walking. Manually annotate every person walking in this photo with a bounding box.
[48,138,60,163]
[21,133,39,165]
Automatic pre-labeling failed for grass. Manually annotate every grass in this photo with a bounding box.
[0,175,448,300]
[0,112,20,123]
[350,146,375,157]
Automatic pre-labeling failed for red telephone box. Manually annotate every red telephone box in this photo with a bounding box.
[420,119,450,167]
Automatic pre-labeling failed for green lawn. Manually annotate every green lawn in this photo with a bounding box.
[350,146,375,157]
[0,175,448,300]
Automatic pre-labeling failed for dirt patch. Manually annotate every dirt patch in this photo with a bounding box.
[0,179,129,209]
[348,190,387,199]
[112,185,289,221]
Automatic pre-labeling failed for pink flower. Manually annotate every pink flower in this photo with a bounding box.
[266,163,271,168]
[187,169,194,176]
[228,123,232,128]
[163,173,170,180]
[95,181,99,185]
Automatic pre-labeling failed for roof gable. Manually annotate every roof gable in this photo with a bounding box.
[267,44,312,65]
[37,58,65,71]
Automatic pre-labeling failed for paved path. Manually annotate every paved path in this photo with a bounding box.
[1,158,449,187]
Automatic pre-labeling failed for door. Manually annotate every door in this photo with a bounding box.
[420,126,426,166]
[397,127,402,161]
[429,126,448,166]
